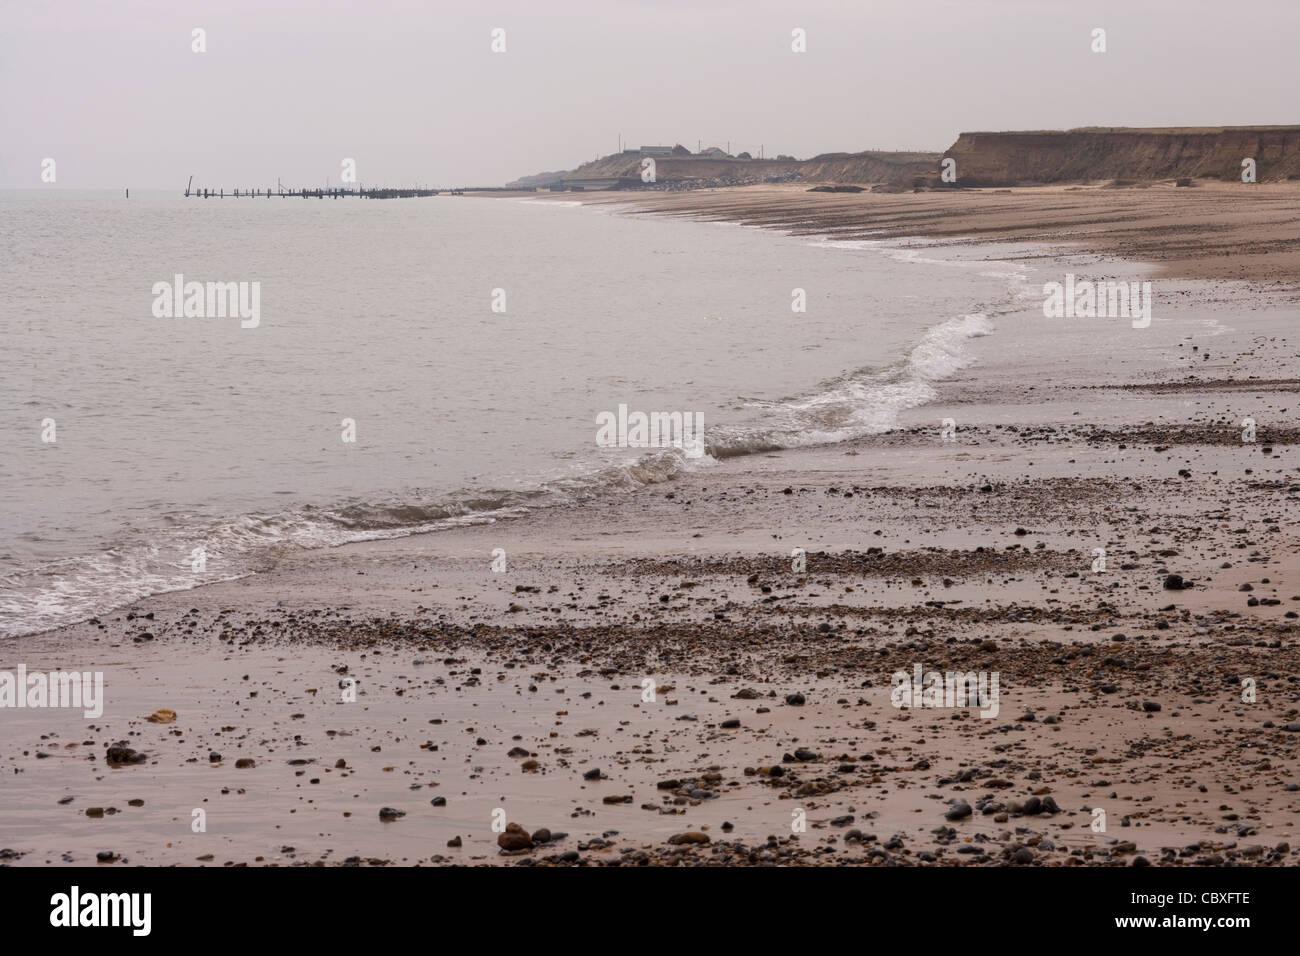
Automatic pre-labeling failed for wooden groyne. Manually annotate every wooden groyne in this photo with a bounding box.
[184,178,445,200]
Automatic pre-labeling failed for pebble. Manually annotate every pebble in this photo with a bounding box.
[945,801,973,821]
[498,823,532,851]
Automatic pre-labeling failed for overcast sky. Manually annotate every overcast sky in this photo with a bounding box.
[2,0,1296,189]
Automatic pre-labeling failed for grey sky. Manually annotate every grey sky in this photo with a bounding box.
[2,0,1296,189]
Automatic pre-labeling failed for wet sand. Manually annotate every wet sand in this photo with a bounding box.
[2,186,1299,867]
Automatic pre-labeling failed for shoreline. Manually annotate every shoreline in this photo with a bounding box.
[4,187,1298,866]
[552,181,1300,289]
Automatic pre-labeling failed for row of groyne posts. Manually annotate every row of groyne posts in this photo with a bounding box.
[183,176,460,199]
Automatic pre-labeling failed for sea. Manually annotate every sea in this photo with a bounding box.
[0,189,1035,635]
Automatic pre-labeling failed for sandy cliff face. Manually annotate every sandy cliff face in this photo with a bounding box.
[796,151,937,184]
[943,126,1300,186]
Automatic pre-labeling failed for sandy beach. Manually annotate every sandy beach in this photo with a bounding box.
[3,183,1299,868]
[585,181,1300,287]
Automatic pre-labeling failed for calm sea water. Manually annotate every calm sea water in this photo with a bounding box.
[0,190,1028,635]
